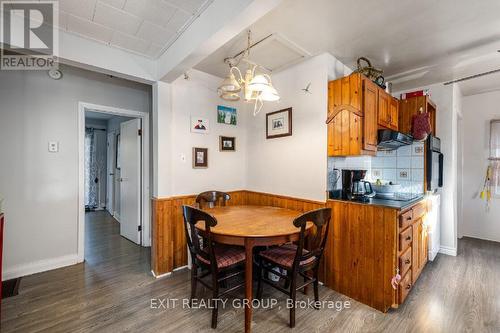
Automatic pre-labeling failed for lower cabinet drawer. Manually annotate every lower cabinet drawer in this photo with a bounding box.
[398,270,412,304]
[399,246,412,276]
[399,226,413,252]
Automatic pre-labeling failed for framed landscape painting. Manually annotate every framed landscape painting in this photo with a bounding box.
[266,107,292,139]
[217,105,237,125]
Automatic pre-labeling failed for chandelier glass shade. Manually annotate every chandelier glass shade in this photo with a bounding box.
[217,31,280,115]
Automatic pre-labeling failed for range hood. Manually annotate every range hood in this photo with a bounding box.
[377,129,413,150]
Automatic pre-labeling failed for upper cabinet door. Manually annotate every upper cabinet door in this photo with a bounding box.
[378,89,389,127]
[363,79,378,151]
[328,74,362,116]
[389,97,399,130]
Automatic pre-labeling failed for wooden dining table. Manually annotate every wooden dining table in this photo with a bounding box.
[198,205,312,333]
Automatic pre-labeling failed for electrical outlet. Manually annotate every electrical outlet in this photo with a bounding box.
[48,141,59,153]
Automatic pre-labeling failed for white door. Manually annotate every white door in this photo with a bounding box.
[106,132,116,216]
[119,119,142,244]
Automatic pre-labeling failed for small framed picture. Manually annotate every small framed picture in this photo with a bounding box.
[219,136,236,151]
[266,107,292,139]
[217,105,237,125]
[193,147,208,168]
[191,116,210,134]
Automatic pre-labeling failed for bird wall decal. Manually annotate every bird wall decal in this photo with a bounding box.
[302,82,312,94]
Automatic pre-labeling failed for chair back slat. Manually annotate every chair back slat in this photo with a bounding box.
[182,205,218,268]
[196,191,231,209]
[292,208,332,271]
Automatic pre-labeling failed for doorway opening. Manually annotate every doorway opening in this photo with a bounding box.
[78,102,150,264]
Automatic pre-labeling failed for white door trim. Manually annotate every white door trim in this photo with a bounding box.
[78,102,151,263]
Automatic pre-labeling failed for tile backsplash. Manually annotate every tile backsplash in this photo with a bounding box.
[327,142,425,194]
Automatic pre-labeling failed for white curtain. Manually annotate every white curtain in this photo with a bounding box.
[84,128,98,209]
[491,121,500,196]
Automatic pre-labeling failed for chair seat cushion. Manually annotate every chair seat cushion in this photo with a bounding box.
[197,245,246,269]
[259,244,315,268]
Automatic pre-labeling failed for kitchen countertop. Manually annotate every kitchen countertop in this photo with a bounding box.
[328,195,425,210]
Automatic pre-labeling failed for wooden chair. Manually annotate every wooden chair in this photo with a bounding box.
[182,205,245,329]
[195,191,231,209]
[256,207,332,328]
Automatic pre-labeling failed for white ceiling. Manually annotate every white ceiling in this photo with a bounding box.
[36,0,212,59]
[195,0,500,96]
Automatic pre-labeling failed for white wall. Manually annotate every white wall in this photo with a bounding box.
[0,65,151,279]
[170,70,247,196]
[246,54,351,201]
[461,90,500,242]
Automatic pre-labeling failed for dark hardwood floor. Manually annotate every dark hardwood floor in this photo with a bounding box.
[2,211,499,332]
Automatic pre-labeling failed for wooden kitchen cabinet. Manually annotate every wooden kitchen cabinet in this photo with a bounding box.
[327,73,378,156]
[323,199,429,312]
[389,97,399,130]
[398,95,436,135]
[327,109,362,156]
[377,88,389,128]
[362,78,379,151]
[328,74,361,117]
[378,89,398,130]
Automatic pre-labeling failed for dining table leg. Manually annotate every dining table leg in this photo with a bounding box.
[244,238,255,333]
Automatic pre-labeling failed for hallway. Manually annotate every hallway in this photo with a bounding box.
[84,211,148,265]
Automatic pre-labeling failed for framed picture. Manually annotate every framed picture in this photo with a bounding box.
[266,107,292,139]
[219,136,236,151]
[191,116,210,134]
[193,147,208,168]
[217,105,237,125]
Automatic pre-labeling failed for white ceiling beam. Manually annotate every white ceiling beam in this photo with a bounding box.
[156,0,283,82]
[59,31,157,84]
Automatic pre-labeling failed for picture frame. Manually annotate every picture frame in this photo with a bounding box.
[193,147,208,168]
[217,105,237,125]
[219,136,236,152]
[266,107,292,139]
[191,116,210,134]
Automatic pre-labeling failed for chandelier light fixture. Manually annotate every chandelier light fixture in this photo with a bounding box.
[217,30,280,116]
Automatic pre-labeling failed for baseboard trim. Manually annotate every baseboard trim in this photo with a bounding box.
[3,254,80,280]
[439,246,457,256]
[151,270,172,279]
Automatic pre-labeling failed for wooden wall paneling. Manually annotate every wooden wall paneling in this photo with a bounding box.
[152,191,327,276]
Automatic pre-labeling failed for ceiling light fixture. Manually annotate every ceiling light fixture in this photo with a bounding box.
[217,30,280,116]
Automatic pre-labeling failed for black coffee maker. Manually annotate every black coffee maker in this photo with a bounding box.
[342,169,375,202]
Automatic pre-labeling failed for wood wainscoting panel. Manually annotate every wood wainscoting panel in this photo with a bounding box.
[151,190,324,276]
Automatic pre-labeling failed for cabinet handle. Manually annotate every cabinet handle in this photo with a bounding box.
[406,236,412,241]
[405,259,411,264]
[406,216,412,221]
[406,284,412,290]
